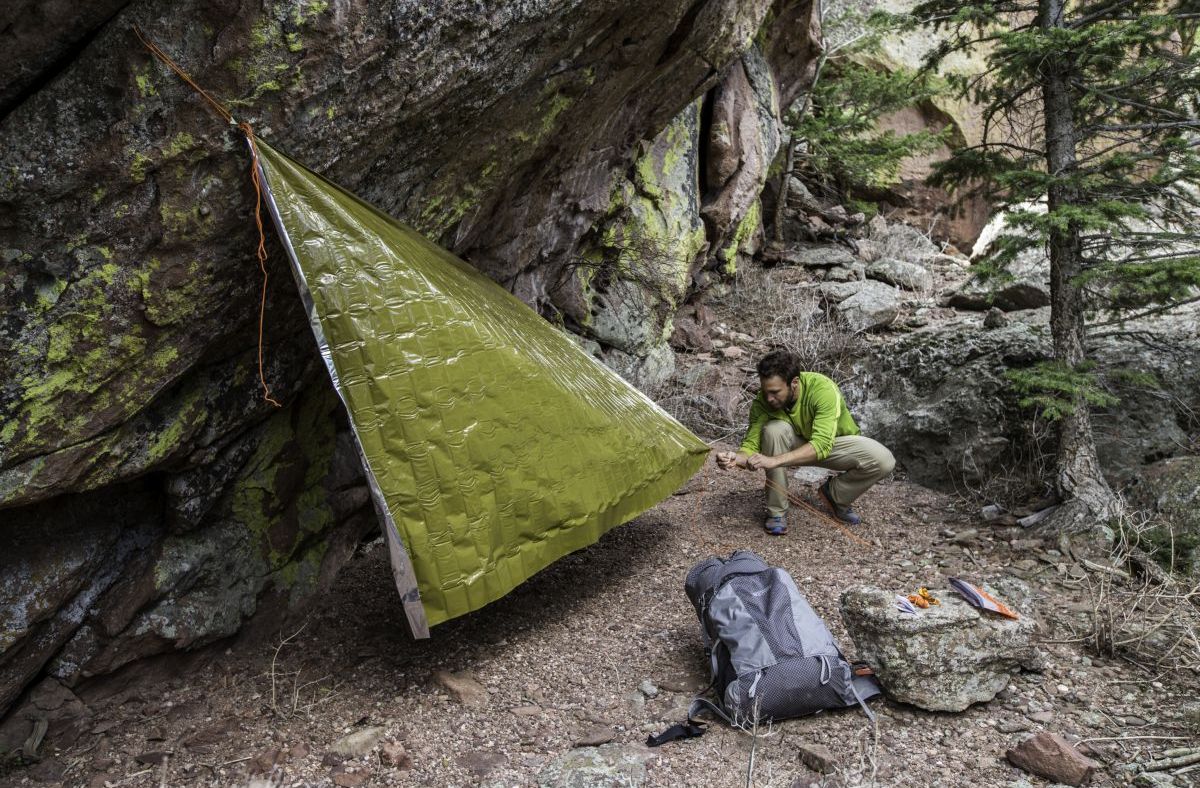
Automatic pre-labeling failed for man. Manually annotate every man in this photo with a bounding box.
[715,349,894,535]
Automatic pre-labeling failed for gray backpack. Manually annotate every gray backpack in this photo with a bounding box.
[684,550,881,725]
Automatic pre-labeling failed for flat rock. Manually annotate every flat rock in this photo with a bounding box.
[1006,731,1099,786]
[866,258,933,291]
[329,726,385,759]
[433,670,489,707]
[797,743,837,774]
[573,725,616,747]
[818,280,863,304]
[538,743,657,788]
[831,280,904,332]
[840,579,1039,711]
[776,244,858,268]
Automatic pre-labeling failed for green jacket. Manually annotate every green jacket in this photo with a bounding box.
[738,371,860,461]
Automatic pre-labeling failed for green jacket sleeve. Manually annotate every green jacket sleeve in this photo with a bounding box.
[807,378,842,461]
[737,395,769,456]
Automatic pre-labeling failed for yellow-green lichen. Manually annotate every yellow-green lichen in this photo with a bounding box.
[130,152,152,183]
[135,71,158,98]
[719,198,761,274]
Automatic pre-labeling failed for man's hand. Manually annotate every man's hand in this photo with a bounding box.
[746,453,779,471]
[715,451,744,470]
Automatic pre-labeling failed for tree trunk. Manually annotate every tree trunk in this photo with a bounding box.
[774,133,794,246]
[1039,0,1120,532]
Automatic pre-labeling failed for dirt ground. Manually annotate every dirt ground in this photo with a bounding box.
[7,243,1199,787]
[6,461,1199,787]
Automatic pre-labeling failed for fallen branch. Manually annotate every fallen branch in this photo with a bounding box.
[1143,749,1200,772]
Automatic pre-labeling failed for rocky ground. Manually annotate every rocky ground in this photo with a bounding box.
[4,459,1199,787]
[4,217,1198,787]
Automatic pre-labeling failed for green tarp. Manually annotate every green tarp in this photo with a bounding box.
[254,141,709,636]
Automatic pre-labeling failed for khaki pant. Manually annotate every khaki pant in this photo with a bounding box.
[760,420,895,517]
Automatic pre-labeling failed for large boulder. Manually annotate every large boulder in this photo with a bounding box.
[0,0,821,715]
[825,280,904,332]
[840,581,1040,712]
[856,308,1200,492]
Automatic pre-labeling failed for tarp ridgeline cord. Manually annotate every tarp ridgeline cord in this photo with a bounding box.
[133,25,281,408]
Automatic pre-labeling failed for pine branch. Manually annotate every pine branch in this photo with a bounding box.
[1088,295,1200,328]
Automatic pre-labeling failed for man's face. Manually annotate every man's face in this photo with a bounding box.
[761,375,798,411]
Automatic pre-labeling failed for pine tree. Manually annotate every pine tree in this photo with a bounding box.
[910,0,1200,532]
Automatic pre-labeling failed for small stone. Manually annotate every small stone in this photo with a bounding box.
[380,741,410,769]
[289,742,310,760]
[721,345,745,360]
[1028,711,1055,724]
[249,748,285,774]
[1006,731,1099,786]
[134,751,170,766]
[329,727,385,759]
[638,680,659,699]
[510,705,541,717]
[331,770,369,787]
[998,720,1032,734]
[797,743,837,774]
[1180,702,1200,733]
[573,725,616,747]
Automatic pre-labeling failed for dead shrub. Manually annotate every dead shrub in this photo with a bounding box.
[717,265,866,391]
[1081,507,1200,672]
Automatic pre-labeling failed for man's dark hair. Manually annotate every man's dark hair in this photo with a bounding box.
[757,349,801,383]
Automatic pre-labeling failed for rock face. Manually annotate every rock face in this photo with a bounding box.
[1125,457,1200,575]
[840,581,1040,712]
[0,0,819,715]
[856,308,1200,492]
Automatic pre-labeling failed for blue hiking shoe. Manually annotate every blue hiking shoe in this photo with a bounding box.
[818,481,862,525]
[763,514,788,536]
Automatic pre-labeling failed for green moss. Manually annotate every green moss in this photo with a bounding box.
[718,199,761,274]
[135,72,158,98]
[140,259,213,326]
[130,152,152,183]
[250,18,274,48]
[144,398,192,463]
[162,132,197,159]
[286,32,303,52]
[229,387,338,573]
[0,418,17,446]
[34,278,67,313]
[292,0,329,25]
[5,258,157,455]
[634,154,663,200]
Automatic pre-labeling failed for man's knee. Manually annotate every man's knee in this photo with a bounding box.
[855,441,895,480]
[761,420,793,454]
[877,446,895,477]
